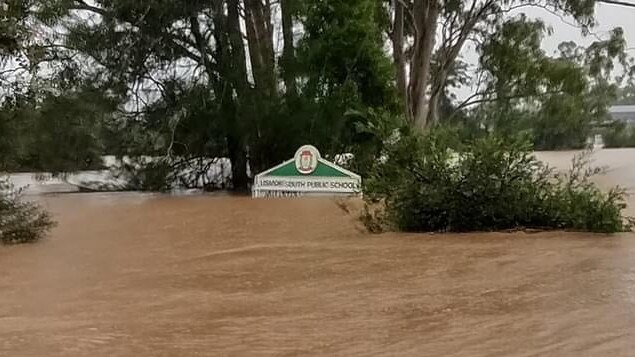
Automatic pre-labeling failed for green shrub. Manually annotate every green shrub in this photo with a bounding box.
[602,121,635,148]
[364,131,631,233]
[125,159,175,192]
[0,177,55,244]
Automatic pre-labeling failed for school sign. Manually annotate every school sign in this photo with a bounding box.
[252,145,362,198]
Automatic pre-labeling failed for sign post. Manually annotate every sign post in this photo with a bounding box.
[252,145,362,198]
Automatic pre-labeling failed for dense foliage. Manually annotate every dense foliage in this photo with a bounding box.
[5,0,396,190]
[0,88,112,172]
[2,0,635,238]
[363,129,630,233]
[0,177,54,244]
[602,121,635,148]
[1,0,633,187]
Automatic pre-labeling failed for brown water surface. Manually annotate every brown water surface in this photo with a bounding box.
[1,193,635,356]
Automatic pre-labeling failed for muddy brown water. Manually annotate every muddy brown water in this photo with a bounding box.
[3,149,635,356]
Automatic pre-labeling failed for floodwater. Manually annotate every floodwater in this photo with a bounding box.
[1,149,635,356]
[1,198,634,356]
[536,149,635,207]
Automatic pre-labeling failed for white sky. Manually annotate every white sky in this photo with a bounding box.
[5,2,635,103]
[532,2,635,54]
[457,2,635,99]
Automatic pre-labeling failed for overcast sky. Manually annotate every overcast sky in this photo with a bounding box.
[534,2,635,54]
[457,2,635,98]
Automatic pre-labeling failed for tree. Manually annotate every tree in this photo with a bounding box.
[472,19,630,149]
[36,0,271,190]
[614,83,635,105]
[0,176,55,244]
[18,0,397,191]
[0,0,31,58]
[363,130,631,233]
[3,0,631,191]
[388,0,603,129]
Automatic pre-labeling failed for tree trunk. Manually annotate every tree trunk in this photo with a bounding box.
[244,4,264,86]
[189,16,216,85]
[427,89,441,125]
[426,65,450,126]
[392,0,407,104]
[227,0,250,93]
[409,0,440,130]
[209,2,250,192]
[281,0,297,97]
[244,0,276,96]
[228,0,253,192]
[227,133,249,192]
[263,0,275,58]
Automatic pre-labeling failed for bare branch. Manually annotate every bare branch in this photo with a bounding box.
[455,89,568,112]
[70,1,108,17]
[597,0,635,8]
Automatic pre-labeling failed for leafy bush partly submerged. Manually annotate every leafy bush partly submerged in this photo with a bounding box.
[602,121,635,148]
[0,177,55,244]
[363,132,631,234]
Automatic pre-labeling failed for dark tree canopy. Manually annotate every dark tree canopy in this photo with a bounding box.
[1,0,634,188]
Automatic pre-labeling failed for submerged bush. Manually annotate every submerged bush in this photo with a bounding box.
[111,156,233,192]
[364,131,631,234]
[602,121,635,148]
[0,177,55,244]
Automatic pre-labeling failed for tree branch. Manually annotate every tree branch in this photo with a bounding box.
[396,0,416,38]
[597,0,635,8]
[455,89,570,112]
[189,16,215,80]
[70,1,109,17]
